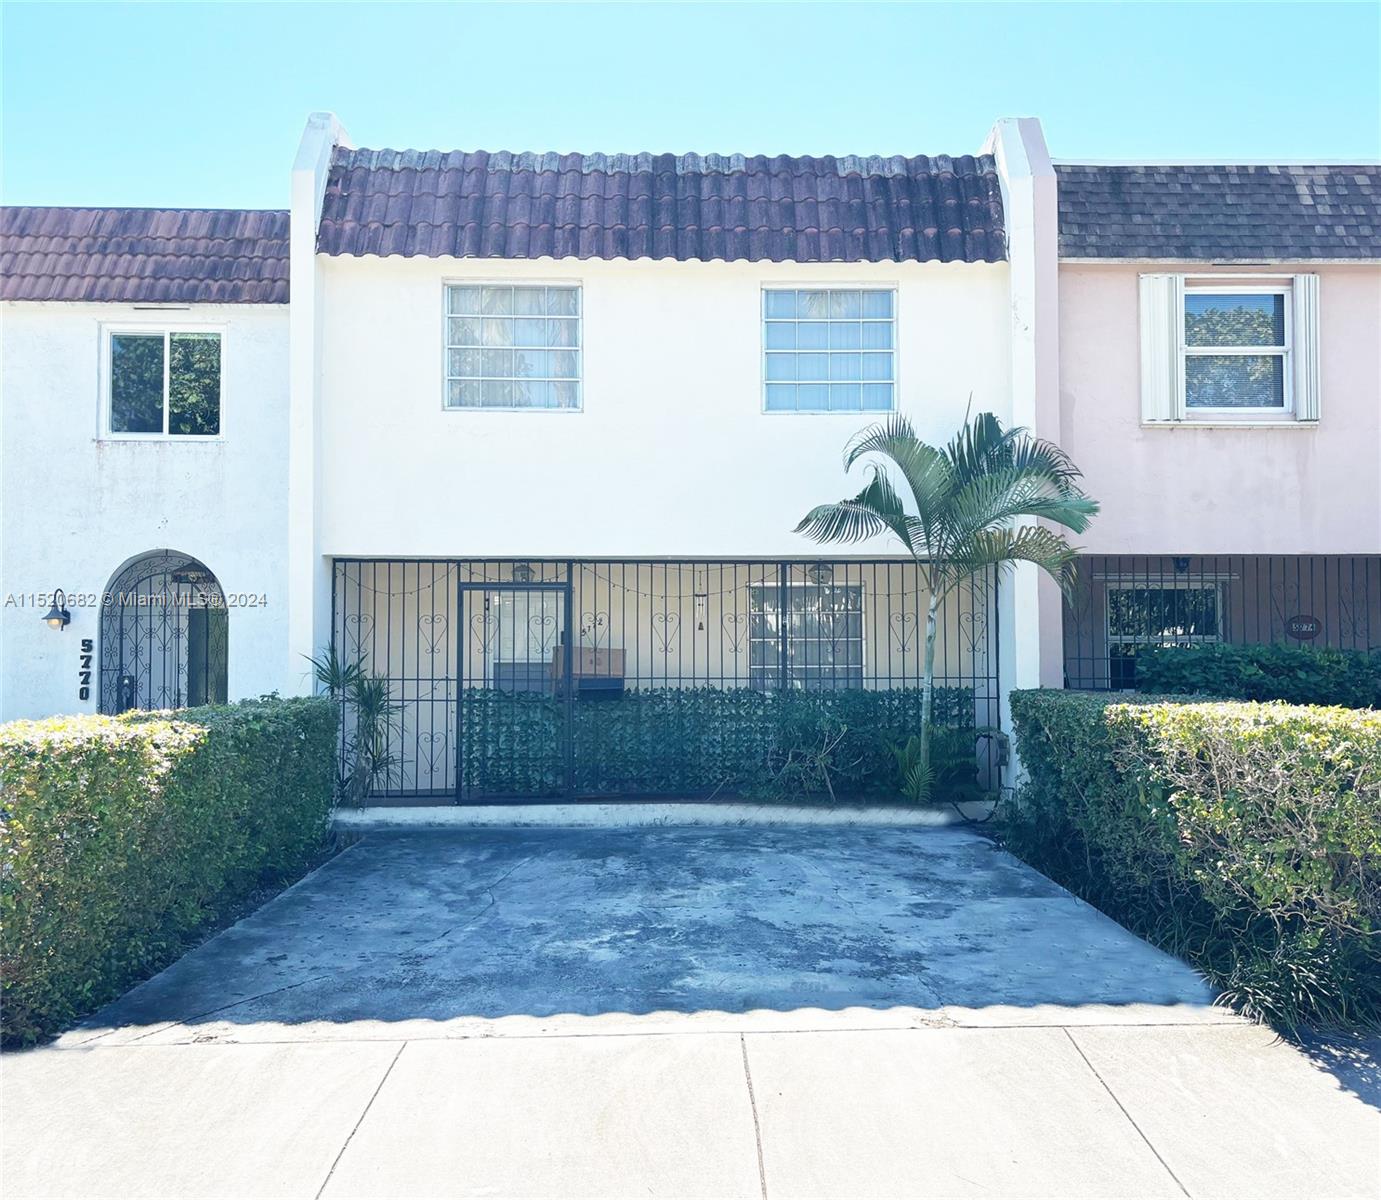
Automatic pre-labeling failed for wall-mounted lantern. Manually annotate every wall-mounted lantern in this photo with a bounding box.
[43,590,71,631]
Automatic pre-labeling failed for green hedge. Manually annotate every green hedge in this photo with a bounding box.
[1004,689,1381,1030]
[1136,643,1381,709]
[460,685,974,797]
[0,696,337,1045]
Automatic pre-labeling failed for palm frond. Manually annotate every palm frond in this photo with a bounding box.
[946,413,1087,496]
[943,410,1021,482]
[948,526,1084,595]
[793,501,888,545]
[842,415,952,550]
[1001,430,1088,493]
[801,408,1098,602]
[944,468,1099,544]
[844,416,951,503]
[793,466,915,550]
[843,412,920,471]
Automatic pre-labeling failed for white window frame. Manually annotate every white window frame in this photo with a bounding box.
[100,323,225,441]
[1140,272,1320,426]
[747,580,868,688]
[441,279,584,413]
[760,284,898,415]
[1181,282,1293,417]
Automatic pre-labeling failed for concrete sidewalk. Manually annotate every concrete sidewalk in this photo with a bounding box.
[4,827,1378,1198]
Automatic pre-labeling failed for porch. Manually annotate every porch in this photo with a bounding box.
[1063,554,1380,690]
[331,558,1000,802]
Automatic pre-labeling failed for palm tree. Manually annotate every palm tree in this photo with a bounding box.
[795,411,1098,788]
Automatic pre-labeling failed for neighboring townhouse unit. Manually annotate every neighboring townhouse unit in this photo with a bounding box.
[0,208,291,720]
[1052,164,1381,688]
[2,114,1377,802]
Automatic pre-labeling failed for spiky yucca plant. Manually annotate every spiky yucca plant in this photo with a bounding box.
[306,646,397,805]
[796,411,1098,788]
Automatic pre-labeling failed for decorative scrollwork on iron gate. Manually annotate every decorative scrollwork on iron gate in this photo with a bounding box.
[99,549,227,713]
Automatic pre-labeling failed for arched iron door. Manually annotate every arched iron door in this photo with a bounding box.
[100,550,228,713]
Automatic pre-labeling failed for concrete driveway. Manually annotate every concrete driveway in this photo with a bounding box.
[5,825,1378,1199]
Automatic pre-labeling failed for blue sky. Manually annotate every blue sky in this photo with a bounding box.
[3,2,1378,209]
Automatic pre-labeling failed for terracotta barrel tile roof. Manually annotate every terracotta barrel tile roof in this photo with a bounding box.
[0,207,290,303]
[318,148,1006,263]
[1056,164,1381,261]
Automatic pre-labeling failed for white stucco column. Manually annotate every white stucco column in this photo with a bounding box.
[985,118,1065,774]
[286,112,349,695]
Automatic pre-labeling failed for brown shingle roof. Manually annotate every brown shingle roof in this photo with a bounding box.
[1056,164,1381,261]
[318,148,1006,263]
[0,207,290,303]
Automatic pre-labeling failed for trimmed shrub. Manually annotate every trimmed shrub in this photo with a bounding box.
[1136,642,1381,709]
[0,696,337,1045]
[1004,690,1381,1031]
[460,685,975,797]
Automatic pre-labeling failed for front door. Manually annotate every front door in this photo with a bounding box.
[458,583,572,798]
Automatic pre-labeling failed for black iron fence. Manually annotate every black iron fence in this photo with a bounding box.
[331,558,1000,801]
[1063,554,1380,690]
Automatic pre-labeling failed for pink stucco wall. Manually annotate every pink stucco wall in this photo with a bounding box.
[1058,264,1381,554]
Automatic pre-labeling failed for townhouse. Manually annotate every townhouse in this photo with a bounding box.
[1053,162,1381,687]
[1,208,290,715]
[2,114,1376,799]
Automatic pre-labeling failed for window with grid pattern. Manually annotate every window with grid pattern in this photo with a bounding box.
[445,284,581,410]
[763,288,895,413]
[747,583,865,689]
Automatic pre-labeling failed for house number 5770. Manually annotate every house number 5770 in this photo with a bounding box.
[79,638,93,701]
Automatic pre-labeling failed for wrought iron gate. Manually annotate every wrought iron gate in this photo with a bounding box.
[459,577,573,797]
[99,550,229,713]
[332,558,1000,802]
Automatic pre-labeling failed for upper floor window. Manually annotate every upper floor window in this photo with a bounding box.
[763,288,895,413]
[445,284,581,410]
[1184,288,1288,411]
[1139,274,1320,424]
[108,329,221,437]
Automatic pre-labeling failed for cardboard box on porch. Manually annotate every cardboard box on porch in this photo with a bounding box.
[550,646,626,680]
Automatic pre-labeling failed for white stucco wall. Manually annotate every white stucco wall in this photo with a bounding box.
[314,255,1013,559]
[984,118,1066,741]
[1059,263,1381,555]
[0,301,290,720]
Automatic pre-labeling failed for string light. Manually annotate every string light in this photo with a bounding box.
[333,560,995,605]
